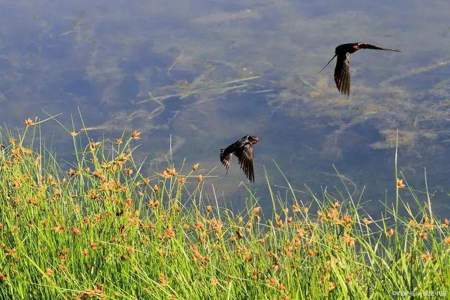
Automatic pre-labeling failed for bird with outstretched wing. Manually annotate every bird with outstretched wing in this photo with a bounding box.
[320,42,400,95]
[220,135,259,182]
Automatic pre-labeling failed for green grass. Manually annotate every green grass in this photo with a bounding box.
[0,123,449,299]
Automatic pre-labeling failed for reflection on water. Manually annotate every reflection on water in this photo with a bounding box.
[0,0,450,216]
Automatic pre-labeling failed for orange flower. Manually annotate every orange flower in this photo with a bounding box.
[148,199,160,209]
[252,206,262,216]
[362,217,373,225]
[444,236,450,245]
[131,130,141,140]
[292,202,302,213]
[159,273,168,285]
[88,141,101,151]
[210,277,219,286]
[396,178,406,189]
[419,231,428,240]
[342,233,355,246]
[45,268,54,276]
[177,176,186,184]
[192,163,200,171]
[421,251,432,262]
[89,242,98,250]
[71,227,81,236]
[386,228,395,237]
[267,277,278,287]
[327,208,339,221]
[342,215,352,224]
[24,118,35,126]
[164,227,175,239]
[161,167,177,178]
[82,248,89,257]
[52,225,65,233]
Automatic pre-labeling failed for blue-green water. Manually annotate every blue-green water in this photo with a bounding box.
[1,0,450,216]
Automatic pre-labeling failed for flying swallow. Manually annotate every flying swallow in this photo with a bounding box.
[220,135,259,182]
[320,42,400,95]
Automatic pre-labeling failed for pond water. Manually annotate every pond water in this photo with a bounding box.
[1,0,449,216]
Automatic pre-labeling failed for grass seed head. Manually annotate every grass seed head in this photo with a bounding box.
[386,228,395,237]
[210,277,219,286]
[131,130,142,140]
[24,118,35,126]
[396,178,406,189]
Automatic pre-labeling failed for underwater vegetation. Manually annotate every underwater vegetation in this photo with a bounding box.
[1,0,450,207]
[0,2,450,296]
[0,123,448,298]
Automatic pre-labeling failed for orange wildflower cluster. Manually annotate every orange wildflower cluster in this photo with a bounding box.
[444,236,450,246]
[292,202,308,214]
[421,251,433,262]
[45,268,54,277]
[208,218,223,236]
[443,218,449,228]
[191,244,209,265]
[131,130,141,140]
[88,141,101,151]
[24,118,36,126]
[163,227,175,239]
[148,199,159,209]
[266,277,286,291]
[71,227,81,236]
[396,178,406,189]
[162,167,178,178]
[113,153,131,169]
[197,174,204,182]
[177,176,186,184]
[76,285,105,300]
[210,277,219,286]
[11,145,33,160]
[386,228,395,237]
[362,217,373,225]
[342,233,355,247]
[159,273,168,285]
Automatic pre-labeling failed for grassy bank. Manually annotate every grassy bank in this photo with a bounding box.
[0,122,449,299]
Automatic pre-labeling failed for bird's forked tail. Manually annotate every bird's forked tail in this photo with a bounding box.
[319,54,337,73]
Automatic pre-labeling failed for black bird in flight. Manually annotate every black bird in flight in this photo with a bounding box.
[220,135,259,182]
[320,42,400,95]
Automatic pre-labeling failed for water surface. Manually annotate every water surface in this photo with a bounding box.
[1,0,450,215]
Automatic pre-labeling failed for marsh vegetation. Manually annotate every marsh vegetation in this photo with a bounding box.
[0,126,448,298]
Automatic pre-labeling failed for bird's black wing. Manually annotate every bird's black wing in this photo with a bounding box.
[358,43,400,52]
[220,144,235,171]
[236,144,255,182]
[334,53,351,96]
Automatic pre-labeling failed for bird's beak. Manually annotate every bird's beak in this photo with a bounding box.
[319,54,337,73]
